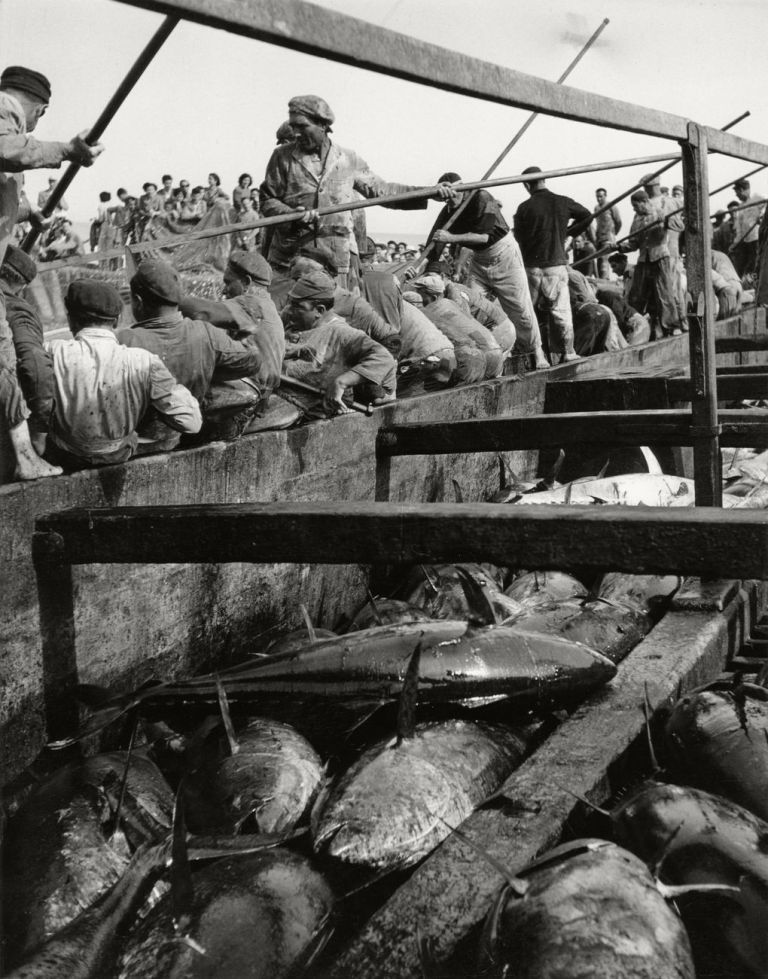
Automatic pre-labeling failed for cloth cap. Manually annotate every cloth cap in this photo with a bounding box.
[714,209,727,218]
[672,184,684,194]
[402,290,424,306]
[131,259,182,305]
[288,95,335,127]
[0,244,37,284]
[298,243,339,276]
[522,165,543,176]
[411,275,445,296]
[733,178,750,191]
[229,249,271,286]
[65,279,122,321]
[640,173,661,186]
[288,270,337,303]
[438,172,462,184]
[275,120,294,143]
[630,189,650,204]
[0,66,51,103]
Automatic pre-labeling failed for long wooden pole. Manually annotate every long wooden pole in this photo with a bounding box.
[417,17,610,269]
[21,15,179,252]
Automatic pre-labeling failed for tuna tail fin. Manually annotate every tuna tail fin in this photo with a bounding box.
[456,565,500,626]
[366,589,384,626]
[300,604,318,643]
[452,478,464,504]
[396,641,422,746]
[171,784,195,928]
[215,676,240,757]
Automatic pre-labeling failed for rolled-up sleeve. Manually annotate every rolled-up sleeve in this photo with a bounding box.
[147,356,202,433]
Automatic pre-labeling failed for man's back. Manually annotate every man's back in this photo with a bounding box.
[514,188,591,268]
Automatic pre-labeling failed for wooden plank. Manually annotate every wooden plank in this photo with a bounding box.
[546,374,768,403]
[376,409,768,455]
[716,363,768,373]
[330,582,749,978]
[716,336,768,353]
[34,502,768,577]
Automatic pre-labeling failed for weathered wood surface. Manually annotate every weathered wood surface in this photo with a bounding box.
[377,409,768,456]
[716,335,768,353]
[114,0,768,162]
[330,582,750,978]
[546,374,768,403]
[35,502,768,577]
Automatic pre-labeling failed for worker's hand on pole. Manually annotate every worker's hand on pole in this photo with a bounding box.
[297,207,319,225]
[431,182,455,201]
[65,130,105,167]
[325,376,353,414]
[28,210,53,231]
[432,229,455,244]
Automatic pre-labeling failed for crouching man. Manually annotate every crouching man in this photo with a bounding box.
[282,270,396,418]
[45,280,201,469]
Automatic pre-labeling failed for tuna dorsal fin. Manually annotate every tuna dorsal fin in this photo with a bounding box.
[366,589,383,626]
[643,681,661,775]
[452,479,464,504]
[108,714,139,840]
[541,449,565,489]
[215,676,239,757]
[300,604,318,643]
[420,564,439,595]
[171,784,194,927]
[396,641,422,746]
[595,458,610,480]
[456,566,500,626]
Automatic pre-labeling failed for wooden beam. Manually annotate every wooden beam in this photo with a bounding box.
[376,409,768,456]
[716,335,768,353]
[111,0,768,162]
[546,375,768,403]
[33,503,768,577]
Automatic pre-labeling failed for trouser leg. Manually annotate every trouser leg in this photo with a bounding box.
[470,242,541,354]
[546,266,577,359]
[654,257,684,335]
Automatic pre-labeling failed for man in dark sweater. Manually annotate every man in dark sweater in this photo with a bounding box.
[514,166,592,362]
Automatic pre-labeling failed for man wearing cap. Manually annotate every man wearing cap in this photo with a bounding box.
[444,280,516,361]
[411,274,502,383]
[0,65,103,479]
[120,260,262,446]
[730,178,765,278]
[180,249,285,404]
[712,209,733,255]
[37,176,67,213]
[259,95,451,287]
[618,189,686,337]
[0,246,54,454]
[44,279,201,468]
[426,171,544,369]
[593,188,622,278]
[283,270,396,417]
[513,166,592,363]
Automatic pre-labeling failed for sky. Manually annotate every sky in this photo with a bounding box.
[0,0,765,240]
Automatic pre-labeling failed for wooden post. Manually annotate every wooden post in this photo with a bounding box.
[683,123,722,507]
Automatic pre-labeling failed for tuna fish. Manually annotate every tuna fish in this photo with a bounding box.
[115,849,334,979]
[183,717,323,834]
[346,595,433,631]
[664,682,768,821]
[394,563,520,621]
[504,570,587,607]
[312,719,528,870]
[5,840,170,979]
[614,782,768,979]
[2,751,173,964]
[512,472,695,507]
[477,838,695,978]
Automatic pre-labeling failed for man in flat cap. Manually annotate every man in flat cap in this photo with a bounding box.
[514,166,592,364]
[730,177,765,278]
[0,245,55,458]
[180,249,285,405]
[38,176,68,213]
[0,64,103,479]
[282,269,396,417]
[121,259,263,445]
[259,95,452,289]
[43,279,201,468]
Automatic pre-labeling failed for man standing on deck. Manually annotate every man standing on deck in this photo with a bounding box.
[593,187,622,278]
[259,95,452,289]
[730,177,765,278]
[514,166,592,363]
[0,64,103,480]
[427,171,546,369]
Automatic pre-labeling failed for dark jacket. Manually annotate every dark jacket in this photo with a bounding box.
[514,188,592,267]
[5,290,55,433]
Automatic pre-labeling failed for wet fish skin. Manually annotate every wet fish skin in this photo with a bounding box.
[665,686,768,822]
[184,718,323,834]
[116,849,334,979]
[347,598,433,631]
[596,571,681,615]
[263,626,337,657]
[395,564,515,621]
[512,472,695,507]
[478,839,694,978]
[5,840,168,979]
[504,571,587,608]
[312,720,527,870]
[2,752,173,964]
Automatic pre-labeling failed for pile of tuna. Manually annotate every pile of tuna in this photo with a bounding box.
[2,559,681,978]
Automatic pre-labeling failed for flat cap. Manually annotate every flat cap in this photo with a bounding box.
[275,120,295,144]
[131,259,182,305]
[0,244,37,283]
[0,66,51,103]
[438,171,462,184]
[522,165,543,176]
[65,279,122,321]
[411,274,445,296]
[672,184,684,194]
[229,249,271,286]
[630,189,650,203]
[288,95,334,127]
[733,178,750,190]
[640,172,661,186]
[288,270,336,303]
[298,243,339,276]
